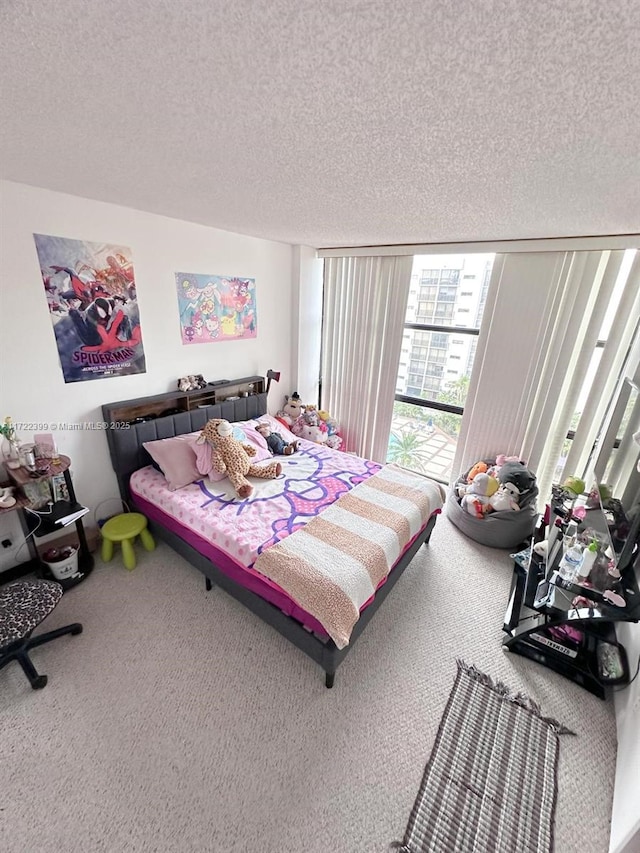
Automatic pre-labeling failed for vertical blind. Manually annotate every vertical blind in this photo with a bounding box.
[321,255,412,462]
[454,248,639,501]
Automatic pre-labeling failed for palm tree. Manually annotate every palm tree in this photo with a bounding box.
[387,431,432,468]
[438,374,470,407]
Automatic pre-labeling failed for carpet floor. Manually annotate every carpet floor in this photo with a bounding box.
[0,516,617,853]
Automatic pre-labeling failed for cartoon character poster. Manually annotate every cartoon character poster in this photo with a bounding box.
[33,234,146,383]
[175,272,257,344]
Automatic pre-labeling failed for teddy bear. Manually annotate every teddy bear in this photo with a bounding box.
[276,392,305,426]
[488,482,521,512]
[198,418,281,499]
[255,423,299,456]
[460,472,499,518]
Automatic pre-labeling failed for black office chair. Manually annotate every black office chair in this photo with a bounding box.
[0,579,82,689]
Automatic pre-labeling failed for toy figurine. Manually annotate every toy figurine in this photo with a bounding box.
[255,423,299,456]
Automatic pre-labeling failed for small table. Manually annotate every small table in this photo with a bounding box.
[3,456,94,589]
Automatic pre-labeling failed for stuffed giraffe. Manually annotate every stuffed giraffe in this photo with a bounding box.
[199,418,281,498]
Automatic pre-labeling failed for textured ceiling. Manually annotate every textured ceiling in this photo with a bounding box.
[1,0,639,248]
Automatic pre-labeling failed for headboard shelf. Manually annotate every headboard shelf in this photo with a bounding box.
[102,375,265,425]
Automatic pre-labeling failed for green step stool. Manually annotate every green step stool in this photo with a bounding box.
[101,512,155,570]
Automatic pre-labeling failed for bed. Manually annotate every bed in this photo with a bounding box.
[102,386,444,687]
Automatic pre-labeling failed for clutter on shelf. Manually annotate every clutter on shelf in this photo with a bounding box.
[177,374,207,391]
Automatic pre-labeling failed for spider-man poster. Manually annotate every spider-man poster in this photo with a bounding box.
[175,272,257,344]
[33,234,146,383]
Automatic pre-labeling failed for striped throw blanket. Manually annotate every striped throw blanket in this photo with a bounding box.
[253,465,445,649]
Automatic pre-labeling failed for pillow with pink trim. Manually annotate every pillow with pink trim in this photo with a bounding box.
[143,433,202,490]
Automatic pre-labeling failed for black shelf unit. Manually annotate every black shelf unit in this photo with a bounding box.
[4,456,94,589]
[503,507,640,699]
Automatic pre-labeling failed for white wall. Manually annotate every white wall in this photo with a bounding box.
[0,180,294,519]
[610,615,640,853]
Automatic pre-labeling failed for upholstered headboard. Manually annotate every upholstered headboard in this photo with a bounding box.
[103,392,268,500]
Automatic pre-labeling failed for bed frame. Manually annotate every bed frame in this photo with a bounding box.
[102,388,437,687]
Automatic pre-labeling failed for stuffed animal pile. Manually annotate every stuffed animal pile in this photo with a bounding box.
[275,393,343,450]
[457,453,534,518]
[198,418,281,499]
[177,374,207,392]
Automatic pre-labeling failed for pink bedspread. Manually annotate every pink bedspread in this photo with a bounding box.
[130,440,382,568]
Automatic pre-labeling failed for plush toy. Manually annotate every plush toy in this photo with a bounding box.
[177,374,207,392]
[302,405,323,429]
[295,422,327,444]
[292,408,328,438]
[498,461,536,495]
[460,472,499,518]
[199,418,281,498]
[326,433,343,450]
[467,461,488,483]
[276,392,305,426]
[489,482,521,512]
[255,423,299,456]
[496,453,523,468]
[317,409,342,450]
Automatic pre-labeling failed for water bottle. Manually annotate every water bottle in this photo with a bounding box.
[576,540,598,581]
[558,543,583,581]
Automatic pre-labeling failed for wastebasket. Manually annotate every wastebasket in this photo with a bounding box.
[42,545,80,581]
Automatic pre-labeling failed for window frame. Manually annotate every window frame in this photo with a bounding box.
[395,322,480,416]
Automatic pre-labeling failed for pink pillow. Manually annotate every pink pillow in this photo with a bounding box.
[143,433,202,490]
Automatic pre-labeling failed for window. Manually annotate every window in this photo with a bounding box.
[390,253,495,482]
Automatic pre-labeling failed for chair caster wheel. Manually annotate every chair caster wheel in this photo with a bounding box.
[31,675,48,689]
[71,625,83,635]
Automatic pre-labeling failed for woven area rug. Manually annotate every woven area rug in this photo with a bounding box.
[394,660,575,853]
